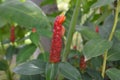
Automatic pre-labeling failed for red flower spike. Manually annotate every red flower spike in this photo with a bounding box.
[10,26,15,43]
[80,56,86,70]
[95,26,99,33]
[49,15,66,63]
[32,28,36,33]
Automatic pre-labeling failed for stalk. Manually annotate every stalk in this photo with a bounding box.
[62,0,81,62]
[6,63,13,80]
[101,0,120,77]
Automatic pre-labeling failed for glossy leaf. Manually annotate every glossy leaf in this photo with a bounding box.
[91,0,114,8]
[0,0,51,28]
[45,63,58,80]
[86,68,103,80]
[107,42,120,61]
[14,59,46,75]
[83,39,112,60]
[59,62,82,80]
[20,74,45,80]
[40,0,56,6]
[99,14,114,39]
[106,68,120,80]
[17,44,36,64]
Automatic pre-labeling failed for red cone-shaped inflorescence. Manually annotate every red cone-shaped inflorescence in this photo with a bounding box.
[95,26,99,33]
[49,14,66,63]
[80,55,86,70]
[10,26,15,43]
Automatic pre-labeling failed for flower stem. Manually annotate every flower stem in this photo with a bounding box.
[62,0,81,62]
[101,0,120,78]
[6,63,13,80]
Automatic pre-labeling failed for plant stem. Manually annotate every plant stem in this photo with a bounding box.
[6,64,13,80]
[62,0,81,62]
[101,1,120,78]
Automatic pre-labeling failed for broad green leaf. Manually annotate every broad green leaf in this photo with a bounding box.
[17,44,36,64]
[45,63,58,80]
[59,62,82,80]
[91,0,114,9]
[0,59,8,71]
[106,68,120,80]
[83,39,112,60]
[40,0,56,6]
[99,14,114,39]
[6,45,17,60]
[86,68,103,80]
[14,59,46,75]
[82,72,93,80]
[77,27,101,40]
[90,57,103,70]
[0,0,51,28]
[30,32,39,46]
[107,43,120,61]
[20,74,45,80]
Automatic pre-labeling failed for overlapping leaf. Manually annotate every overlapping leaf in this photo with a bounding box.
[83,39,112,60]
[14,59,46,75]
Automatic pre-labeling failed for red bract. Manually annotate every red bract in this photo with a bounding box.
[95,26,99,33]
[10,26,15,43]
[49,14,66,63]
[80,56,86,70]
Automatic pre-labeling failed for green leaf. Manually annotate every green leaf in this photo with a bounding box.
[77,27,101,40]
[20,74,45,80]
[106,68,120,80]
[107,42,120,61]
[40,0,56,6]
[0,0,51,28]
[45,63,58,80]
[17,44,36,64]
[86,68,103,80]
[90,57,103,70]
[6,45,17,60]
[30,32,39,46]
[91,0,114,9]
[99,14,114,39]
[83,39,112,60]
[13,59,46,75]
[0,59,8,71]
[59,62,82,80]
